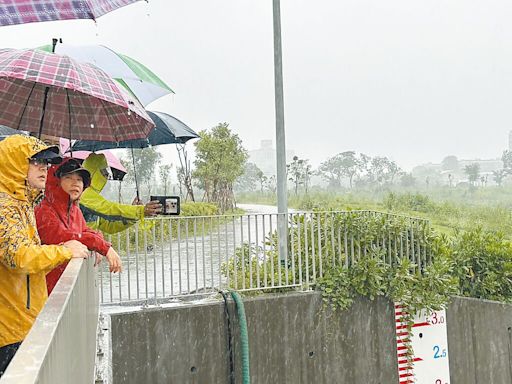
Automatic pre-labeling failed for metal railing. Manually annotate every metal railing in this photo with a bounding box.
[99,210,432,304]
[1,257,99,384]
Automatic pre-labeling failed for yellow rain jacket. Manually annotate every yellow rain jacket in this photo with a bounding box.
[80,153,144,234]
[0,135,72,348]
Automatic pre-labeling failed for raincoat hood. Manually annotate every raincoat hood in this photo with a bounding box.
[0,135,72,348]
[80,152,145,234]
[44,158,90,211]
[0,135,54,202]
[82,153,108,193]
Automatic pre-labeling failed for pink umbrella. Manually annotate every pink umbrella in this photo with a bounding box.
[60,138,127,180]
[0,1,142,27]
[0,48,154,140]
[67,150,127,181]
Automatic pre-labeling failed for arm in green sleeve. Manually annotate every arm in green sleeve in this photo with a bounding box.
[80,187,145,234]
[92,216,137,235]
[80,188,145,221]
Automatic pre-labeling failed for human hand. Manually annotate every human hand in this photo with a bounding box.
[144,200,162,216]
[132,197,142,205]
[62,240,89,259]
[105,247,122,273]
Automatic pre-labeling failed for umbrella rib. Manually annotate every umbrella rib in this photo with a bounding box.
[16,81,37,130]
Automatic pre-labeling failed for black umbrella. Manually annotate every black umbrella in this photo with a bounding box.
[0,125,24,140]
[71,111,199,151]
[70,111,199,199]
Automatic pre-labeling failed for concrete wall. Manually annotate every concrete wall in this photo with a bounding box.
[109,293,398,384]
[108,294,512,384]
[447,296,512,383]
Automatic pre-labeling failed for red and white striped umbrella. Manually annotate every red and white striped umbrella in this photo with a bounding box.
[0,48,154,141]
[0,0,142,27]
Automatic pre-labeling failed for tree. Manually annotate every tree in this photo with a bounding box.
[464,163,480,186]
[441,155,459,172]
[193,123,248,212]
[317,154,344,188]
[366,156,401,186]
[287,156,311,195]
[236,162,262,192]
[493,169,506,186]
[502,150,512,174]
[257,169,267,193]
[303,162,313,194]
[317,151,362,188]
[400,173,416,188]
[177,144,195,202]
[123,147,162,199]
[287,156,302,195]
[386,160,401,183]
[358,153,371,177]
[159,164,173,195]
[266,175,277,194]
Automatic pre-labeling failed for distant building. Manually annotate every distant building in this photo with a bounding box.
[458,158,502,174]
[248,139,295,176]
[413,157,502,186]
[413,132,508,185]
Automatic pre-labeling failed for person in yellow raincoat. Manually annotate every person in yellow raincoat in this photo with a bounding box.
[0,135,89,377]
[80,153,161,234]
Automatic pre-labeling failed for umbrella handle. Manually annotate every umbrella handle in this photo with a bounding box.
[131,146,140,201]
[38,87,50,139]
[51,38,62,53]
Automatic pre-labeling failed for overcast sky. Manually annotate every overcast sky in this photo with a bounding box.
[1,0,511,171]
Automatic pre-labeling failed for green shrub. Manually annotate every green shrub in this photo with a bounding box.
[449,227,512,302]
[384,192,435,213]
[180,202,219,216]
[222,211,437,300]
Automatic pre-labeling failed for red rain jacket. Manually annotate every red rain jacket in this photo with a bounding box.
[35,158,111,294]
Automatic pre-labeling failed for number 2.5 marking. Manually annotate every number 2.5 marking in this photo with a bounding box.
[433,345,447,359]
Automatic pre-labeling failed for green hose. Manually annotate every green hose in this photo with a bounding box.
[230,291,250,384]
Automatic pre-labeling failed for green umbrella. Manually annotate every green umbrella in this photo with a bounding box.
[38,42,174,106]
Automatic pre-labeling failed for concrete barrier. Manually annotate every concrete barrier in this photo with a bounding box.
[1,257,99,384]
[447,296,512,383]
[107,293,512,384]
[109,293,398,383]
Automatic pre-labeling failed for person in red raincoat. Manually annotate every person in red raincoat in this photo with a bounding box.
[35,158,122,294]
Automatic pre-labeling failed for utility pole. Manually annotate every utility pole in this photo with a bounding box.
[273,0,288,262]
